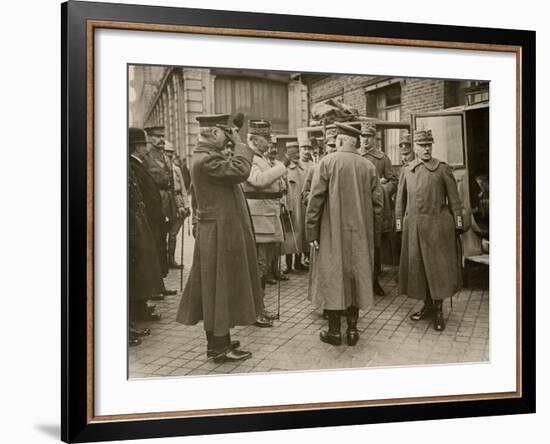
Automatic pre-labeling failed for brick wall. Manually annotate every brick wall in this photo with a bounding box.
[308,75,380,116]
[307,75,448,125]
[399,79,445,123]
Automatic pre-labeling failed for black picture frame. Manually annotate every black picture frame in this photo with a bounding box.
[61,1,536,442]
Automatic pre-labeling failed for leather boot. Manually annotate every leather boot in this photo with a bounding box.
[207,332,241,357]
[320,310,342,345]
[410,298,435,321]
[433,300,446,331]
[345,306,360,346]
[373,279,385,296]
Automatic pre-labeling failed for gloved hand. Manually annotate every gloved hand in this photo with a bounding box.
[226,127,242,146]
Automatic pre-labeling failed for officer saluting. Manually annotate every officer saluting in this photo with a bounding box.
[395,129,464,332]
[176,114,263,363]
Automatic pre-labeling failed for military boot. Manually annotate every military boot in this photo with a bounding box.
[433,300,446,331]
[410,298,435,321]
[320,310,342,346]
[345,306,360,346]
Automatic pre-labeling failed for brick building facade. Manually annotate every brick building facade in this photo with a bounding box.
[129,65,308,160]
[129,66,487,167]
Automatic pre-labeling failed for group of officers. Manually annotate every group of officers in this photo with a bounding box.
[129,112,465,363]
[128,125,191,346]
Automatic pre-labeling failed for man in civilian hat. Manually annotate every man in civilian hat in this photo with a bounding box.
[360,121,398,296]
[282,139,308,274]
[128,127,164,344]
[299,139,314,172]
[175,114,263,363]
[399,132,415,166]
[395,129,464,332]
[164,141,191,269]
[306,122,383,346]
[241,119,288,327]
[142,126,176,293]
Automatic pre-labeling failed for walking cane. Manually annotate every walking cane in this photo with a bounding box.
[276,241,282,320]
[179,217,186,292]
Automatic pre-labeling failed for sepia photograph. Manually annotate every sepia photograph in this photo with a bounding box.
[127,65,490,378]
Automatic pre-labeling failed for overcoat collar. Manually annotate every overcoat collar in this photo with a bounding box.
[365,147,385,160]
[408,157,441,172]
[340,146,361,155]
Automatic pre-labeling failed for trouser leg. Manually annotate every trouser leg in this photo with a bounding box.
[374,247,382,275]
[158,222,169,277]
[167,217,183,264]
[285,254,293,272]
[373,247,385,296]
[255,244,276,324]
[345,305,359,346]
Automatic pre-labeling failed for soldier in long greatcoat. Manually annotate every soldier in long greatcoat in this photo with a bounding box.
[176,114,263,363]
[361,122,398,296]
[143,125,176,283]
[395,130,464,332]
[306,123,383,347]
[282,141,308,272]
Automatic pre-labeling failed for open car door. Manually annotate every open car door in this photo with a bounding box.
[411,110,488,266]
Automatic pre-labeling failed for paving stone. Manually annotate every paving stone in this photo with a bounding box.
[129,255,489,378]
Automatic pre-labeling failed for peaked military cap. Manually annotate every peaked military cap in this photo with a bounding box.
[248,119,272,136]
[144,125,165,136]
[334,121,362,137]
[196,114,230,128]
[164,140,175,152]
[286,140,299,149]
[360,121,377,136]
[414,129,434,145]
[129,127,148,145]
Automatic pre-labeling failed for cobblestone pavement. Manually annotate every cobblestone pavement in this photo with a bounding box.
[129,232,489,378]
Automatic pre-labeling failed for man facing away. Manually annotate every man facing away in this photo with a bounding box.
[176,114,263,363]
[241,119,288,327]
[306,122,383,346]
[395,129,464,332]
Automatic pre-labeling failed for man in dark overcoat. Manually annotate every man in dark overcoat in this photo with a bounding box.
[306,122,383,346]
[143,125,177,286]
[128,127,163,345]
[395,129,464,331]
[176,114,263,363]
[361,121,398,296]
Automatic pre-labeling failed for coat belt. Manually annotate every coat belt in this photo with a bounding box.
[244,191,283,200]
